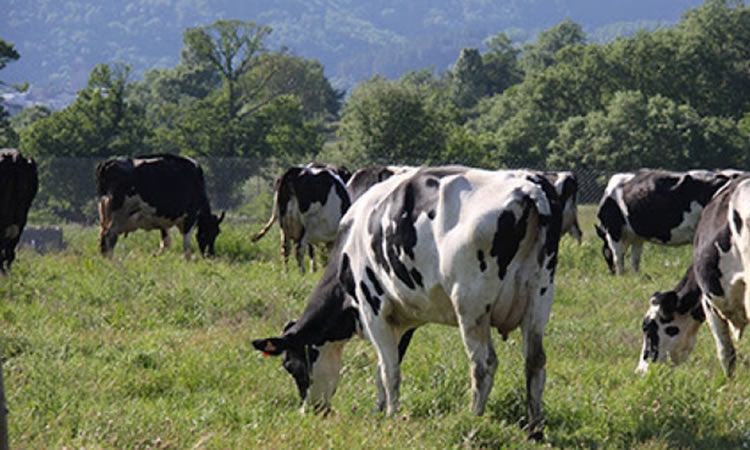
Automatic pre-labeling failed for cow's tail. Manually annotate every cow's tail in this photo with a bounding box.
[252,188,280,242]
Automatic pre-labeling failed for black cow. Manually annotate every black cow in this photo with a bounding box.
[595,169,739,275]
[96,154,224,257]
[252,162,351,273]
[638,175,750,376]
[253,166,563,439]
[0,149,38,273]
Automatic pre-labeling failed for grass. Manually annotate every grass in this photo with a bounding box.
[2,206,750,448]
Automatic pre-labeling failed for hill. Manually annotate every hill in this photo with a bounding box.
[2,0,705,99]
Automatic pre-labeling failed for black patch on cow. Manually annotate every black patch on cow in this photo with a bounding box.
[597,197,626,243]
[427,210,436,220]
[339,253,357,301]
[409,268,424,288]
[477,250,487,272]
[360,280,381,314]
[642,318,660,361]
[540,287,547,296]
[425,178,439,189]
[733,209,743,234]
[665,326,680,337]
[398,328,417,362]
[490,199,530,280]
[366,266,384,296]
[347,166,398,203]
[524,174,563,279]
[621,170,730,243]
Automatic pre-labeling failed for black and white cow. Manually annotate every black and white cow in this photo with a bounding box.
[0,149,38,274]
[252,162,351,273]
[96,154,224,258]
[638,175,750,377]
[253,166,563,439]
[595,169,739,275]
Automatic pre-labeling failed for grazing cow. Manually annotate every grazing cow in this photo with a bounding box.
[0,149,38,274]
[96,154,224,258]
[638,175,750,376]
[253,166,563,439]
[252,162,352,273]
[595,169,739,275]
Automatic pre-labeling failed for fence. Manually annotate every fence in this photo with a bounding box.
[27,157,614,226]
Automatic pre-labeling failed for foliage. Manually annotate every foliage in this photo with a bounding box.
[337,76,455,166]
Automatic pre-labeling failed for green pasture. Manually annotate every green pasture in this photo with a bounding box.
[2,205,750,448]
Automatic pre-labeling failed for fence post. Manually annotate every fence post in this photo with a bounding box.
[0,360,8,450]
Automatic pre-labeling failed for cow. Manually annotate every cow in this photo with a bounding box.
[252,162,352,273]
[0,149,38,274]
[252,166,563,439]
[595,169,740,275]
[638,175,750,377]
[96,154,224,258]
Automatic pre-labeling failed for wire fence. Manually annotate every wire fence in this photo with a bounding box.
[27,157,613,226]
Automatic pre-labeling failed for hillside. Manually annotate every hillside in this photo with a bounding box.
[2,0,705,98]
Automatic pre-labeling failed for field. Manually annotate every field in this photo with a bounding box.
[2,205,750,449]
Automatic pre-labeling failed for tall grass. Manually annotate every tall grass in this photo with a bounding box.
[2,207,750,448]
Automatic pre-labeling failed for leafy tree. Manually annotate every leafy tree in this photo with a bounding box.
[450,48,486,109]
[183,19,273,155]
[519,19,586,75]
[482,32,522,96]
[0,39,22,147]
[338,76,451,166]
[547,91,748,171]
[9,105,51,132]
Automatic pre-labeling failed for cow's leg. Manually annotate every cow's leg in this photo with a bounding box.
[630,241,643,274]
[295,231,307,274]
[704,297,736,377]
[613,240,627,275]
[366,318,401,415]
[454,296,497,416]
[98,196,118,257]
[308,244,316,272]
[181,227,194,260]
[280,230,290,271]
[520,278,552,440]
[159,229,171,254]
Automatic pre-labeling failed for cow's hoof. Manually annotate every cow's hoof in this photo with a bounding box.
[527,430,544,442]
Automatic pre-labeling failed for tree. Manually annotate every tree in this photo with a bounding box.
[482,32,522,96]
[338,76,451,166]
[519,19,586,75]
[0,39,22,147]
[183,20,272,155]
[450,48,486,109]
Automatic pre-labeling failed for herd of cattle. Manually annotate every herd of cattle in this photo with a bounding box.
[1,148,749,439]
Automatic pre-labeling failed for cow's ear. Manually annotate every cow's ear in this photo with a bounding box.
[283,320,297,332]
[252,337,287,357]
[594,224,606,239]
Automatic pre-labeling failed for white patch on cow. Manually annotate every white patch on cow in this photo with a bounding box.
[665,201,704,244]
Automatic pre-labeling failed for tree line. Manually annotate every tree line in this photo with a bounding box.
[0,0,749,221]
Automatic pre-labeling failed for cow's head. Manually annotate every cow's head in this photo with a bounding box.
[637,289,705,373]
[594,224,615,274]
[252,320,347,412]
[197,211,224,256]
